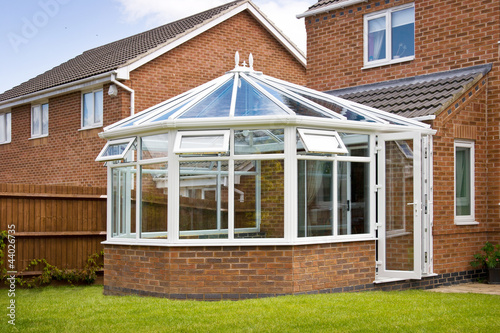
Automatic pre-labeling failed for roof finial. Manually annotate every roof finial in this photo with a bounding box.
[235,51,240,69]
[249,53,254,69]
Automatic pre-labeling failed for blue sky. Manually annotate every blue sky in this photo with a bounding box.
[0,0,316,94]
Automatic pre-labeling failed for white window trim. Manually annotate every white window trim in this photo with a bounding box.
[454,140,477,225]
[0,112,11,144]
[174,130,230,154]
[96,137,136,162]
[363,3,415,68]
[297,128,348,154]
[81,89,103,130]
[31,103,49,139]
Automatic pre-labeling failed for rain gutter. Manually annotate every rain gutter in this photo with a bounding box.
[297,0,367,19]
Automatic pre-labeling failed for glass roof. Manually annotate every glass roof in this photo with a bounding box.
[104,55,429,132]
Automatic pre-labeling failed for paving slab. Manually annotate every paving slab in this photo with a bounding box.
[427,283,500,295]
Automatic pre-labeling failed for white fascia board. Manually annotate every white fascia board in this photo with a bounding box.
[116,2,306,79]
[297,0,367,18]
[0,72,114,110]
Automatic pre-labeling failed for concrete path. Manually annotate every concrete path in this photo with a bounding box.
[428,283,500,295]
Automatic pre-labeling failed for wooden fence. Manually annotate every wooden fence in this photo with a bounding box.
[0,184,107,275]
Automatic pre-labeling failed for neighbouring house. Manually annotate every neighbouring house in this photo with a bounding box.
[0,0,306,272]
[299,0,500,285]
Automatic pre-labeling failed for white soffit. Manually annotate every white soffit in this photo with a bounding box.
[297,0,368,19]
[116,1,306,80]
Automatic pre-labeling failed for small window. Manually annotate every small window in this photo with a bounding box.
[297,128,348,154]
[0,112,11,144]
[82,89,103,128]
[31,103,49,138]
[364,4,415,67]
[96,138,136,162]
[455,140,475,224]
[174,130,230,154]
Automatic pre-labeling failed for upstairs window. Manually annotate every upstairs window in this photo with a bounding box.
[31,103,49,138]
[82,89,103,129]
[0,112,11,144]
[364,4,415,67]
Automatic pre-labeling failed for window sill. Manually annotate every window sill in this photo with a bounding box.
[362,56,414,70]
[29,134,48,140]
[0,141,11,145]
[454,220,479,226]
[79,125,103,131]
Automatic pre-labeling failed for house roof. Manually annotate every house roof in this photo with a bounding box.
[0,0,305,105]
[325,64,492,119]
[297,0,364,18]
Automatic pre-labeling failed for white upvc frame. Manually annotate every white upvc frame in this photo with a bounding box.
[81,88,103,129]
[0,112,11,144]
[30,103,49,138]
[363,3,415,68]
[297,128,348,154]
[454,140,476,225]
[174,130,230,154]
[96,137,136,162]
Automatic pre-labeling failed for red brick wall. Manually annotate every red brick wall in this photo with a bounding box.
[0,9,305,187]
[305,0,500,271]
[104,241,375,299]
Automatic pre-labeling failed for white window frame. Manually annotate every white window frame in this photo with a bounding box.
[96,137,136,162]
[454,140,476,225]
[174,130,230,154]
[81,89,103,129]
[363,3,415,68]
[31,103,49,138]
[297,128,348,154]
[0,112,11,144]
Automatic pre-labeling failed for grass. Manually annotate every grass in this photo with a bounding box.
[1,285,499,332]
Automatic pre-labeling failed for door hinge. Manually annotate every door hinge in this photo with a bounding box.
[424,252,428,263]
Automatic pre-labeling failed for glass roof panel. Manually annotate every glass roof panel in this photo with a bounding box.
[253,80,333,118]
[234,77,290,116]
[178,79,233,119]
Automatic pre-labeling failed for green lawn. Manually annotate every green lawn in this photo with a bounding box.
[1,285,499,332]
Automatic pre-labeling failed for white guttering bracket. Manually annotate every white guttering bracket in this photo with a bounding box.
[297,0,367,18]
[0,72,113,110]
[116,1,306,79]
[111,74,135,116]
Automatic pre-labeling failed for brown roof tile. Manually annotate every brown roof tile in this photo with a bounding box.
[0,0,245,102]
[326,64,492,118]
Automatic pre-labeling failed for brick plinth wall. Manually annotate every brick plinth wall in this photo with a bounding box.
[104,242,486,300]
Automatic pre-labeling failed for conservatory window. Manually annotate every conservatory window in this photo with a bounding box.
[96,138,136,162]
[111,165,136,238]
[297,128,348,154]
[0,112,11,144]
[364,4,415,67]
[82,89,103,128]
[141,133,169,160]
[141,163,168,239]
[174,130,230,154]
[455,140,475,224]
[31,103,48,138]
[234,129,284,154]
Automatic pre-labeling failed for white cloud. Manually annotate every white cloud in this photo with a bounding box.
[113,0,316,52]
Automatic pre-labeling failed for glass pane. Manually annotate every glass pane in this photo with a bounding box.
[141,133,169,160]
[6,113,10,142]
[298,129,347,154]
[338,162,370,235]
[391,8,414,59]
[94,90,103,124]
[42,104,49,135]
[298,160,333,237]
[179,80,233,118]
[456,147,471,216]
[141,163,168,239]
[236,160,285,239]
[234,77,290,116]
[111,166,136,238]
[254,81,332,118]
[83,92,93,127]
[103,142,131,158]
[149,99,193,123]
[179,161,228,239]
[0,114,5,142]
[234,129,284,154]
[385,140,414,271]
[32,105,41,136]
[340,133,370,157]
[368,17,386,62]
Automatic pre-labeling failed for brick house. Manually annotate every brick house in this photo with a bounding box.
[299,0,500,285]
[0,0,305,271]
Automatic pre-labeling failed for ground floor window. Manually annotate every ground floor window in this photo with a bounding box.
[454,140,475,224]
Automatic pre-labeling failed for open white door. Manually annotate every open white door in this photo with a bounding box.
[376,132,422,281]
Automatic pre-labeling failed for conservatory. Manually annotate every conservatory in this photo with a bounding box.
[99,54,435,299]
